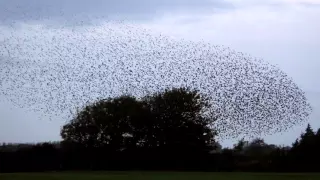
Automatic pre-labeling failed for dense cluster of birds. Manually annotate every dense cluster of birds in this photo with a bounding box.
[0,20,312,140]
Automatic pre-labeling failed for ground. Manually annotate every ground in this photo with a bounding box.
[1,172,320,180]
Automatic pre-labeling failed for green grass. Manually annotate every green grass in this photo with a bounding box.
[1,172,320,180]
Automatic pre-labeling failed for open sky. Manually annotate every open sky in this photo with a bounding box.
[0,0,319,147]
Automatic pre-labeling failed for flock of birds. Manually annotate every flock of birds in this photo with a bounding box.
[0,20,312,140]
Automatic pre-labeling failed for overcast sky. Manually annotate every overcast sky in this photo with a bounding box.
[0,0,319,147]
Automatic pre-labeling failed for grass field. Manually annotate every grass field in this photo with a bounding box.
[1,172,320,180]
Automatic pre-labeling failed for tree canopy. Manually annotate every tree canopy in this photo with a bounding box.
[61,87,217,155]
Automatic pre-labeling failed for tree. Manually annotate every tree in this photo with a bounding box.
[60,87,217,155]
[316,128,320,161]
[233,138,248,154]
[288,124,317,171]
[298,124,315,152]
[61,95,149,151]
[292,138,299,149]
[243,138,277,163]
[141,87,217,154]
[316,128,320,137]
[302,124,315,139]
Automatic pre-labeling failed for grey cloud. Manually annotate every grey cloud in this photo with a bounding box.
[0,0,233,27]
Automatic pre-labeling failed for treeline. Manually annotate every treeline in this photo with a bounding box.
[0,87,319,172]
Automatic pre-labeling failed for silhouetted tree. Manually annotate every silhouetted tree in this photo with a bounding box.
[59,87,218,170]
[61,95,149,151]
[141,87,217,154]
[233,138,248,154]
